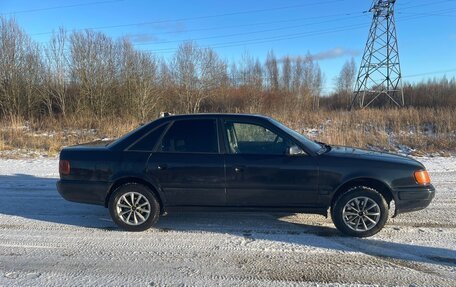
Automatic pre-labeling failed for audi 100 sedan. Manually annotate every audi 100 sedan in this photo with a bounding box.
[57,113,435,237]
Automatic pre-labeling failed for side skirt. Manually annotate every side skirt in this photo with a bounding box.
[163,206,328,217]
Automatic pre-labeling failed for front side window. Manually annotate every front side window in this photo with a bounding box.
[159,119,218,153]
[225,121,292,155]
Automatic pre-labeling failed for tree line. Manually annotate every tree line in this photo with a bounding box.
[1,17,455,123]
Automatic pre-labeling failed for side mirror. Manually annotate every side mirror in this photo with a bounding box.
[287,145,305,156]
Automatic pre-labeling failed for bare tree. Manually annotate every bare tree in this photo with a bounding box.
[158,60,173,111]
[335,57,356,107]
[171,42,227,113]
[312,64,323,110]
[23,43,43,118]
[0,17,42,119]
[2,17,456,125]
[229,61,238,87]
[234,53,264,112]
[292,57,303,98]
[300,53,324,110]
[237,52,252,87]
[252,59,263,91]
[120,39,162,121]
[336,58,356,93]
[0,17,21,118]
[281,56,292,92]
[70,30,118,118]
[42,27,69,117]
[265,50,279,91]
[238,52,263,90]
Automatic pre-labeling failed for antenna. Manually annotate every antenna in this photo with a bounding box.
[351,0,404,109]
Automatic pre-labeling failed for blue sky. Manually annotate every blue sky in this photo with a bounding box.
[1,0,455,93]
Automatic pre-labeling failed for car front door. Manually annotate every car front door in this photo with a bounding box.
[223,119,319,207]
[146,118,226,206]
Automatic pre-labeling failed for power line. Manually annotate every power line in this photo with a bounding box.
[227,69,456,85]
[397,5,456,17]
[134,14,366,46]
[33,5,453,57]
[42,21,369,54]
[138,12,443,54]
[404,68,456,78]
[35,14,374,60]
[131,12,366,38]
[42,12,446,55]
[36,11,368,44]
[29,0,456,53]
[0,0,125,15]
[399,11,456,18]
[30,0,343,36]
[398,0,454,10]
[143,23,370,53]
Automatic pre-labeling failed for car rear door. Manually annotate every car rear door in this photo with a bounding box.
[223,119,319,207]
[146,118,226,206]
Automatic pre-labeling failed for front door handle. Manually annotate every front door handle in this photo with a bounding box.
[234,166,244,173]
[157,164,168,170]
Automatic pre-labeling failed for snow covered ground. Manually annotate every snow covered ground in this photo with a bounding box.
[0,157,455,286]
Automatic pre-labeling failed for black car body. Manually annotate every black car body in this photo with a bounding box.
[57,113,435,236]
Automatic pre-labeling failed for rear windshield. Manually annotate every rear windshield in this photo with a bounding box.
[107,122,152,149]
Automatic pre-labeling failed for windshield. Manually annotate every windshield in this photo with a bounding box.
[269,118,325,154]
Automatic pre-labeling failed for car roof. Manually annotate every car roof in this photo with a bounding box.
[109,113,276,151]
[160,113,272,121]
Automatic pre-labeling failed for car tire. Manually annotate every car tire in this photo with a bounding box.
[108,183,160,232]
[331,186,388,237]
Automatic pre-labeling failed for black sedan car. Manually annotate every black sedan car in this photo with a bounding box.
[57,113,435,237]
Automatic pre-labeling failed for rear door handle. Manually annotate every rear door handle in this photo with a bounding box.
[157,164,168,170]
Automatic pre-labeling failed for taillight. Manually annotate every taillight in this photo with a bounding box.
[414,170,430,185]
[59,160,71,175]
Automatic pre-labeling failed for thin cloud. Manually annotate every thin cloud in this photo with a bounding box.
[280,48,360,62]
[125,22,186,44]
[312,48,360,60]
[126,33,159,43]
[146,22,186,34]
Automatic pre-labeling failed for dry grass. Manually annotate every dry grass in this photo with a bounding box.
[0,115,139,158]
[270,107,456,155]
[1,108,455,158]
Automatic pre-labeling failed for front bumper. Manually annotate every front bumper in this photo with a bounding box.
[57,180,109,206]
[394,184,435,216]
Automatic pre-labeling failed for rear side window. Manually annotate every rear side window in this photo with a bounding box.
[129,124,168,151]
[159,119,218,153]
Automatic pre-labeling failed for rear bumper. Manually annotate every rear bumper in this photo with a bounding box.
[394,184,435,215]
[57,180,109,206]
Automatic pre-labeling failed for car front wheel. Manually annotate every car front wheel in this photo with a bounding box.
[108,183,160,232]
[331,186,388,237]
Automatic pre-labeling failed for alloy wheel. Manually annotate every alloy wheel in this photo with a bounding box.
[342,196,381,232]
[116,192,151,226]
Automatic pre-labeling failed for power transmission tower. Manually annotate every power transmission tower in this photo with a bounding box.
[351,0,404,109]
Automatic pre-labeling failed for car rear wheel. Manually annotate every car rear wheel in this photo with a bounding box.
[331,186,388,237]
[108,183,160,232]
